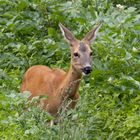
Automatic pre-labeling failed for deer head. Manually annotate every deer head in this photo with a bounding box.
[59,23,101,75]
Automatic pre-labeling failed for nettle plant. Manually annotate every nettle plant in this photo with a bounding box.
[0,0,140,139]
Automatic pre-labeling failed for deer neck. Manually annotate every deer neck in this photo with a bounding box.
[59,63,82,98]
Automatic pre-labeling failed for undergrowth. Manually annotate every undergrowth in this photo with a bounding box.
[0,0,140,139]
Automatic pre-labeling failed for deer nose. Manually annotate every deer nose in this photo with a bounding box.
[82,66,92,74]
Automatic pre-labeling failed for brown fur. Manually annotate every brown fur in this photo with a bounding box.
[21,65,81,116]
[21,23,101,116]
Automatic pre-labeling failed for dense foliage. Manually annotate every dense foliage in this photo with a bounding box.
[0,0,140,139]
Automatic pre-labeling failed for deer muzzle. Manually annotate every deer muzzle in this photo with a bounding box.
[82,66,92,75]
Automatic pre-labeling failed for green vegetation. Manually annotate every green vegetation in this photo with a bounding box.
[0,0,140,139]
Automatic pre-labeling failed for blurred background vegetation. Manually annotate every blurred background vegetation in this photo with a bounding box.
[0,0,140,139]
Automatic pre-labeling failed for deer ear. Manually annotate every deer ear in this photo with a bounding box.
[83,23,102,45]
[59,23,78,45]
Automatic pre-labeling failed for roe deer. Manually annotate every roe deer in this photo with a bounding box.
[21,23,101,117]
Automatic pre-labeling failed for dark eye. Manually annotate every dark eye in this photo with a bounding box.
[74,52,79,58]
[90,52,93,56]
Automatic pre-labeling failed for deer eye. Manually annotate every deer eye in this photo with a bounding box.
[74,52,79,58]
[90,52,93,56]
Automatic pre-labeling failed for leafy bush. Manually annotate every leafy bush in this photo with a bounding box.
[0,0,140,139]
